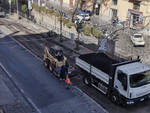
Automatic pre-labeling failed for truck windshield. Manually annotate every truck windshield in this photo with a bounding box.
[130,70,150,88]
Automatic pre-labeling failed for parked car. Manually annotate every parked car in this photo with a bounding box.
[72,18,86,24]
[131,33,145,47]
[76,13,90,21]
[0,8,5,17]
[79,10,92,16]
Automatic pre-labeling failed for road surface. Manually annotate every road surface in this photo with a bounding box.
[0,33,107,113]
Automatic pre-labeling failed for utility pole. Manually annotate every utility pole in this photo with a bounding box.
[59,0,63,42]
[16,0,19,19]
[28,0,32,18]
[8,0,11,15]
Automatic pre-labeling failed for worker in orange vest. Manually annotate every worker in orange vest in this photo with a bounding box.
[65,75,72,89]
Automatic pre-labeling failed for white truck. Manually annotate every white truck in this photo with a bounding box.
[76,53,150,105]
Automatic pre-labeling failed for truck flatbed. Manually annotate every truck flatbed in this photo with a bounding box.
[78,53,127,75]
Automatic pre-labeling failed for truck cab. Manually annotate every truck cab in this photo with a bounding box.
[114,62,150,105]
[76,53,150,105]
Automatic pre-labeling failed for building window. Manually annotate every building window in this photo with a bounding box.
[110,8,117,18]
[112,0,117,5]
[133,3,140,10]
[95,3,100,15]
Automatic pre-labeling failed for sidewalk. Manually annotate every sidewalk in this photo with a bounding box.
[7,15,94,55]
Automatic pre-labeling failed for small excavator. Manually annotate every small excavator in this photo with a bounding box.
[43,45,75,78]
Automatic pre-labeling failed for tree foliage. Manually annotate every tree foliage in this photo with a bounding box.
[12,0,16,5]
[21,4,27,13]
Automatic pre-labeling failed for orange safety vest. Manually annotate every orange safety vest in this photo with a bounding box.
[65,76,71,85]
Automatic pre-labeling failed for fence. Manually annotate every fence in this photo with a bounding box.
[30,14,98,44]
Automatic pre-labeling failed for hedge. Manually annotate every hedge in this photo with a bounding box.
[66,22,74,29]
[47,9,54,15]
[83,25,91,36]
[91,28,100,38]
[32,3,40,12]
[40,7,47,13]
[62,18,69,25]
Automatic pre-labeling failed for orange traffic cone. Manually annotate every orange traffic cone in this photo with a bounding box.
[65,75,72,89]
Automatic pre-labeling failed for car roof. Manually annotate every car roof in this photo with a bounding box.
[134,33,142,36]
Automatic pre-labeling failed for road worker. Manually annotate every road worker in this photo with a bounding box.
[65,75,72,89]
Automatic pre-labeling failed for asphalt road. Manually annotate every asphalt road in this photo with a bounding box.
[0,35,106,113]
[1,17,150,113]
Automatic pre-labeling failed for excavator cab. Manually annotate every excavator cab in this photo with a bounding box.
[53,49,64,61]
[44,45,76,78]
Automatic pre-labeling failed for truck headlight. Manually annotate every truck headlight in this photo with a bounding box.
[127,101,134,104]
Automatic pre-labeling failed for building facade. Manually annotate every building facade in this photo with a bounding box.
[35,0,75,8]
[99,0,150,27]
[81,0,150,27]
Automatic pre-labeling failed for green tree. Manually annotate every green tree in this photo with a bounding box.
[5,0,8,4]
[12,0,16,5]
[21,4,27,13]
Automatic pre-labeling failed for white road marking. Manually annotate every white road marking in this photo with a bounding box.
[0,63,12,78]
[0,63,42,113]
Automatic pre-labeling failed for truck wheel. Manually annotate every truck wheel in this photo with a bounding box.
[44,59,49,68]
[111,93,119,104]
[49,63,53,72]
[83,76,91,86]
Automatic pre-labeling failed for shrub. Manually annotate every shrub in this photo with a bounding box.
[40,7,47,13]
[91,28,100,38]
[21,4,27,13]
[32,3,40,11]
[54,12,60,17]
[47,9,54,15]
[66,22,73,29]
[99,32,106,38]
[83,25,91,36]
[12,0,16,5]
[5,0,8,4]
[62,18,69,25]
[57,16,61,21]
